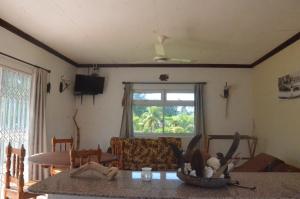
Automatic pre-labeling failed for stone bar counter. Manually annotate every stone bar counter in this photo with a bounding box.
[28,170,300,199]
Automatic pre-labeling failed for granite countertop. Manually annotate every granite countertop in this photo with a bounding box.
[28,170,300,199]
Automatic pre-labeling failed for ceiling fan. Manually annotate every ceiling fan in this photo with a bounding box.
[153,34,193,63]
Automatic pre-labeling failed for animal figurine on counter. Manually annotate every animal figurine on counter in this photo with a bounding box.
[204,166,214,178]
[206,157,221,171]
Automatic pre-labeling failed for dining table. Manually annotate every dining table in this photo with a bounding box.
[28,151,118,167]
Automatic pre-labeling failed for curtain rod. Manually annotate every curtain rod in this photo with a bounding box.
[0,52,51,73]
[122,81,206,85]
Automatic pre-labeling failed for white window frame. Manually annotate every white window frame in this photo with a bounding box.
[132,88,195,137]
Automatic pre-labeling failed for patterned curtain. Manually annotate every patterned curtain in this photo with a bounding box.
[120,83,133,138]
[0,66,31,194]
[29,68,48,180]
[194,83,206,149]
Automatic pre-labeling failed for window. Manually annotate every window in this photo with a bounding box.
[132,89,195,135]
[0,67,31,194]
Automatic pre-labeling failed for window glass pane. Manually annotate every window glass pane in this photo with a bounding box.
[133,106,163,133]
[133,92,161,100]
[166,93,194,101]
[164,106,194,134]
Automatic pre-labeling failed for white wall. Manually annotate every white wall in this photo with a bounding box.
[76,67,253,157]
[253,40,300,167]
[0,27,76,150]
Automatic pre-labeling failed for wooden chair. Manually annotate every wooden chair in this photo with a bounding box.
[50,136,73,176]
[52,136,73,152]
[70,145,102,169]
[4,143,40,199]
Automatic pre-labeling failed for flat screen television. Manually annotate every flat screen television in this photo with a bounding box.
[74,74,105,95]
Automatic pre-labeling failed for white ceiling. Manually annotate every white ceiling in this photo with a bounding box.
[0,0,300,64]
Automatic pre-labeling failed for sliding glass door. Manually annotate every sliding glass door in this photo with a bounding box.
[0,67,31,194]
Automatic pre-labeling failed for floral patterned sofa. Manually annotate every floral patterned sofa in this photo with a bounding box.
[110,137,181,170]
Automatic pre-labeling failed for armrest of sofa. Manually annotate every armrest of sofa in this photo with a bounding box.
[233,153,300,172]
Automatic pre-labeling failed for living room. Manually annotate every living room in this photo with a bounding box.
[0,1,300,198]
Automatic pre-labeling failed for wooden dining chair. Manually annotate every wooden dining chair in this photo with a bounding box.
[4,143,40,199]
[50,136,74,176]
[70,145,102,169]
[52,136,73,152]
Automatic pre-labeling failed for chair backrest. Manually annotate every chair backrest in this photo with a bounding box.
[70,145,102,169]
[52,136,73,152]
[110,137,124,168]
[5,143,25,193]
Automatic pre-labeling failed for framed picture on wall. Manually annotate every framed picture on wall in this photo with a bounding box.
[278,71,300,99]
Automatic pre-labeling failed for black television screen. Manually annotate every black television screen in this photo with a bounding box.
[74,75,105,95]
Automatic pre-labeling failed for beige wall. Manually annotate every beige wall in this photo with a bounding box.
[0,27,76,150]
[253,40,300,167]
[76,67,254,156]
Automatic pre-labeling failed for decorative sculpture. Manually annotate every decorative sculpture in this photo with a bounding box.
[220,82,231,118]
[73,109,80,150]
[171,132,242,188]
[59,75,71,93]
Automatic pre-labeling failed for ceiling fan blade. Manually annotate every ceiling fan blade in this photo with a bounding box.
[153,56,169,62]
[169,58,192,63]
[153,33,193,64]
[129,61,153,64]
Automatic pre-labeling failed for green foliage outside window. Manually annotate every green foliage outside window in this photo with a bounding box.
[133,105,194,134]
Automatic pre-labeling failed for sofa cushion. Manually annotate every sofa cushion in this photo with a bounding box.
[156,163,178,171]
[156,137,181,165]
[271,163,300,172]
[131,139,157,166]
[110,137,182,170]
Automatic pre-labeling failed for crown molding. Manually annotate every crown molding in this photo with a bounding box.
[77,63,251,68]
[250,32,300,67]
